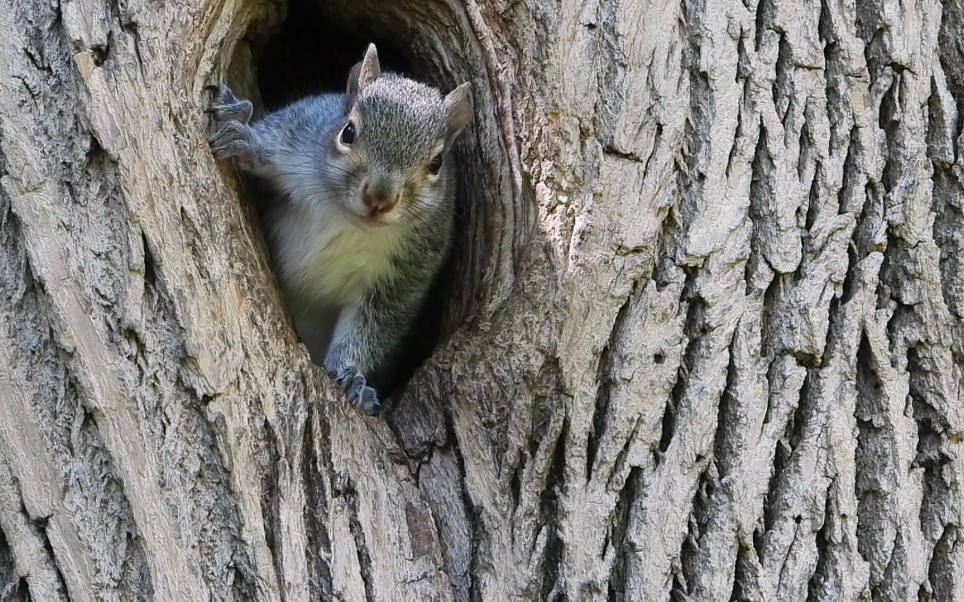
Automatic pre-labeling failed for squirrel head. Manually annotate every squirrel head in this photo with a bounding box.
[331,44,473,230]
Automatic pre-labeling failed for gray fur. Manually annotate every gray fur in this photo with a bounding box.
[206,45,472,415]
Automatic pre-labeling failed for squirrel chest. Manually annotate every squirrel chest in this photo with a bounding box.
[267,205,405,308]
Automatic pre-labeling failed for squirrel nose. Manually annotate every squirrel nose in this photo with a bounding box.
[362,182,400,215]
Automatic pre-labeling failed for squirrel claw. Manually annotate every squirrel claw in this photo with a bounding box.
[205,83,253,122]
[205,112,265,168]
[359,391,382,416]
[206,99,254,124]
[207,121,256,162]
[333,366,358,388]
[204,82,260,166]
[330,365,383,416]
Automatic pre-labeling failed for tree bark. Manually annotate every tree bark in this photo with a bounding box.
[1,0,963,599]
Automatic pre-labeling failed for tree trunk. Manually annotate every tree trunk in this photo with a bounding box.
[1,0,963,599]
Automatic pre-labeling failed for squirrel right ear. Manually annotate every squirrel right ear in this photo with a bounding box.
[444,82,473,143]
[347,44,381,106]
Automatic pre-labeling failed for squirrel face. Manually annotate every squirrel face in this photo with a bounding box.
[329,45,473,230]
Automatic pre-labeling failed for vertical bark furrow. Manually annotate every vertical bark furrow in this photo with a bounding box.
[926,525,964,601]
[0,458,69,601]
[300,412,334,602]
[805,479,834,601]
[340,478,377,602]
[539,419,567,600]
[677,460,715,599]
[259,415,285,596]
[683,319,766,601]
[415,453,473,602]
[585,303,621,481]
[854,332,900,595]
[0,527,28,602]
[658,278,700,459]
[909,343,959,541]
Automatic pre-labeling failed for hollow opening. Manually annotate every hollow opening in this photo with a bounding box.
[255,1,413,111]
[231,0,488,403]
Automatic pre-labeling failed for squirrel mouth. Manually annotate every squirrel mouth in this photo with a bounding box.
[358,214,389,229]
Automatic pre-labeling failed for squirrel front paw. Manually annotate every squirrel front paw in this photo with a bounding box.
[326,365,383,416]
[204,84,265,169]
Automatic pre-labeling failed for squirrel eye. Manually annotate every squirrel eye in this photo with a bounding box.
[340,121,356,145]
[427,153,444,175]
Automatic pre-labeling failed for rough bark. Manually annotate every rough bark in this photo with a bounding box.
[1,0,963,600]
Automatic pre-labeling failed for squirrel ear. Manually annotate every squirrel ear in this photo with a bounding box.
[444,82,473,142]
[347,44,381,105]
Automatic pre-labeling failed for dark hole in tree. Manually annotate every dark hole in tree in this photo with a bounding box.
[256,0,413,111]
[245,0,472,402]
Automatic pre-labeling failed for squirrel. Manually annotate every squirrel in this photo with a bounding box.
[205,44,473,415]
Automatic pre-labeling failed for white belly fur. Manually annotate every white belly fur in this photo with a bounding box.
[268,204,404,311]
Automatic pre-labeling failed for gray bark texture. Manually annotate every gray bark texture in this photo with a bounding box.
[1,0,963,599]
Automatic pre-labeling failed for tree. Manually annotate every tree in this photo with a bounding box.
[1,0,962,599]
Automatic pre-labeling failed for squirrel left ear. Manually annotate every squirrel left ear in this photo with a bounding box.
[346,44,381,108]
[444,82,473,144]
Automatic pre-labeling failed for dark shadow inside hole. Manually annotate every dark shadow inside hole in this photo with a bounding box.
[248,0,468,401]
[256,0,412,110]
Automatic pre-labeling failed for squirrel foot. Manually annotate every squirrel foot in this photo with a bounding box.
[204,84,265,169]
[327,365,383,416]
[204,84,253,123]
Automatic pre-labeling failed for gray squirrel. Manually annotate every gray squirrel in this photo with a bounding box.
[205,44,473,415]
